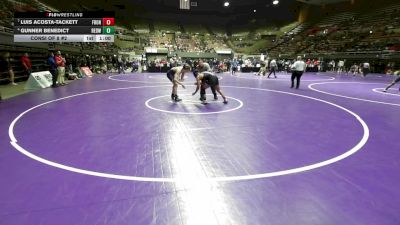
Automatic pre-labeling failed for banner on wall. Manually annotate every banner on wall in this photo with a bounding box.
[24,71,53,90]
[215,49,232,54]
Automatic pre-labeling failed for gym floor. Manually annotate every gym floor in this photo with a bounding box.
[0,71,399,225]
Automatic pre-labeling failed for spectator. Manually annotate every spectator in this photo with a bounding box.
[131,60,139,72]
[329,60,336,72]
[55,51,66,86]
[313,59,320,72]
[256,60,267,76]
[362,61,370,77]
[337,60,345,73]
[349,63,359,76]
[231,59,239,75]
[21,53,32,77]
[47,52,58,88]
[0,52,17,85]
[100,56,107,74]
[65,54,73,75]
[118,56,125,74]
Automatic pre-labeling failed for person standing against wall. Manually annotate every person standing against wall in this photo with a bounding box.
[47,52,58,88]
[21,53,32,77]
[55,51,66,86]
[1,52,17,85]
[362,61,370,77]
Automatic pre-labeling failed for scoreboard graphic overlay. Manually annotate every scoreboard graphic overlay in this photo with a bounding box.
[14,12,115,42]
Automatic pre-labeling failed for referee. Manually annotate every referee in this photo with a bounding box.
[290,56,306,89]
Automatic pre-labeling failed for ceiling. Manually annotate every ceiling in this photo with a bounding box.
[296,0,349,5]
[39,0,351,27]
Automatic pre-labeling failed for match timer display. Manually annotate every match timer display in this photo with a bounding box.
[14,12,115,42]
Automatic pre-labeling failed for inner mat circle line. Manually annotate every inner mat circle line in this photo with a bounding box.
[145,94,243,115]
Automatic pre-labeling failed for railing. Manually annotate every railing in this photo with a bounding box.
[267,23,310,52]
[0,25,13,34]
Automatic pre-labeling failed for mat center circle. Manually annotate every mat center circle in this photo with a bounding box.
[145,94,243,114]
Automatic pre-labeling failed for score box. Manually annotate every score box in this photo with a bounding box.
[95,35,114,42]
[13,12,116,43]
[102,18,114,26]
[102,26,114,34]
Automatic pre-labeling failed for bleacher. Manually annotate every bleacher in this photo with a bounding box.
[148,32,174,50]
[266,2,400,58]
[183,24,209,34]
[316,12,356,27]
[133,23,150,34]
[154,22,179,33]
[0,0,13,29]
[266,22,311,55]
[208,26,226,36]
